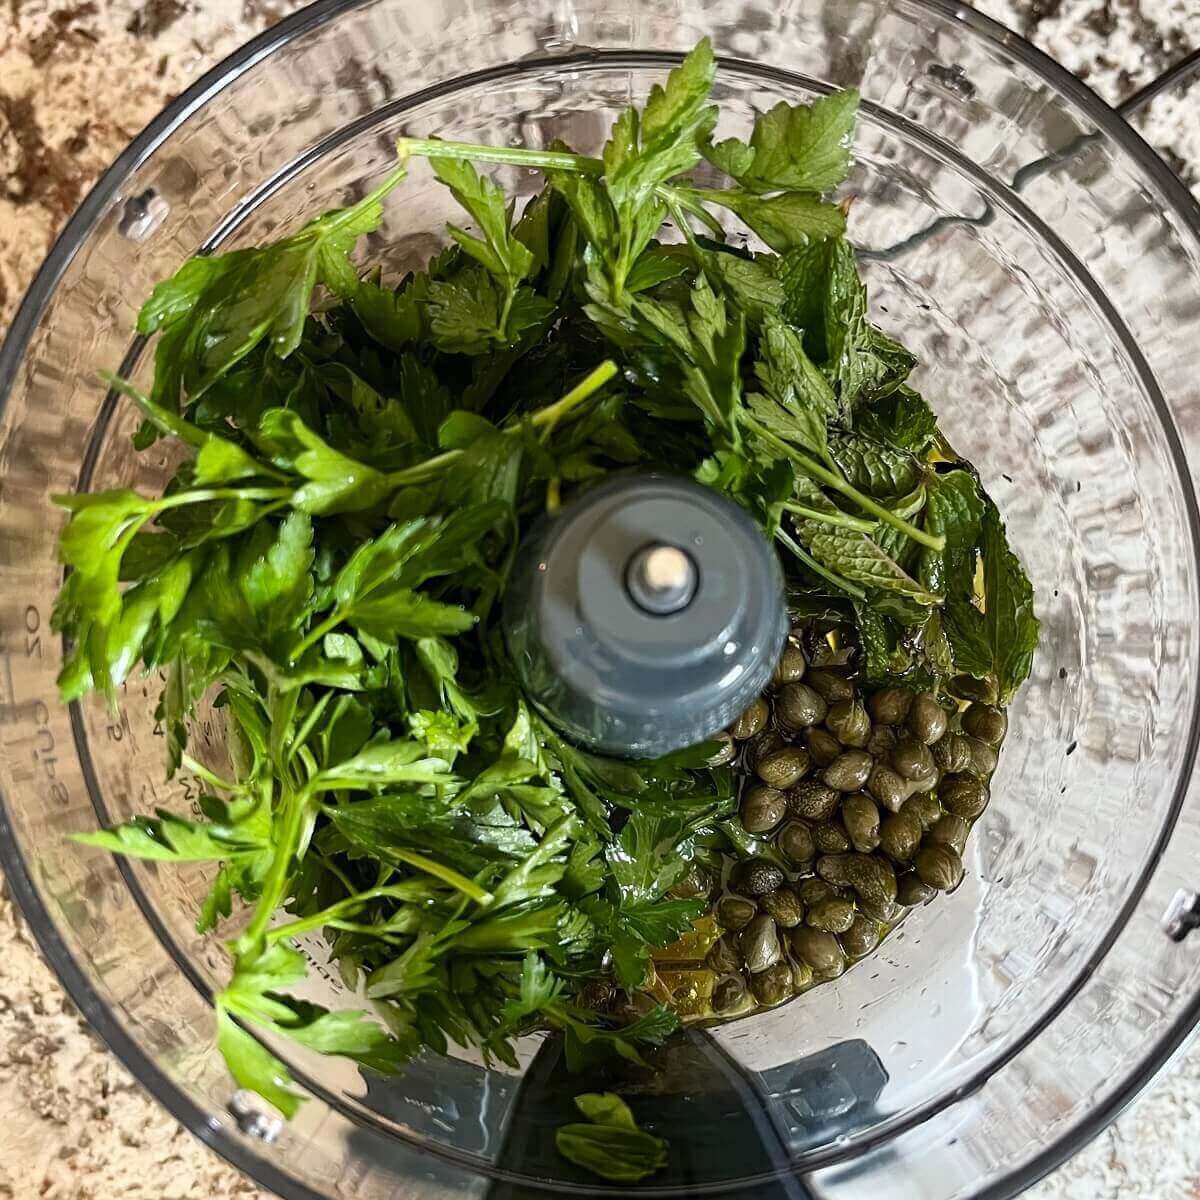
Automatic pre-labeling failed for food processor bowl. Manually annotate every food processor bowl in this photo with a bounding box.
[3,1,1200,1196]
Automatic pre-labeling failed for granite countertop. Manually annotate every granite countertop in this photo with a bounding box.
[2,2,1199,1198]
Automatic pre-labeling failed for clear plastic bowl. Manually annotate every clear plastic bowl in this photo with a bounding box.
[3,1,1200,1196]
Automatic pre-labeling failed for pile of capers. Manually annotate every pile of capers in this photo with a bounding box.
[696,624,1006,1018]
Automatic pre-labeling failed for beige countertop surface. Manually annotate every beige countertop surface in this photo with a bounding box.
[2,2,1200,1197]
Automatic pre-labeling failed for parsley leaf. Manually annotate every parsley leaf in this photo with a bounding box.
[704,90,859,194]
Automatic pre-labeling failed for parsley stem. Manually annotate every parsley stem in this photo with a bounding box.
[780,501,877,534]
[661,186,727,238]
[153,486,293,510]
[533,360,619,437]
[289,611,345,664]
[397,137,603,176]
[238,787,309,952]
[180,753,241,793]
[264,884,422,943]
[388,849,494,905]
[383,360,618,488]
[747,417,944,551]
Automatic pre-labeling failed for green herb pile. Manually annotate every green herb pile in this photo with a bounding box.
[55,39,1037,1120]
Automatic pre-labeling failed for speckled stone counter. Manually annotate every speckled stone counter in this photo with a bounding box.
[2,2,1199,1197]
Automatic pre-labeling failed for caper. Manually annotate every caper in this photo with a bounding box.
[821,852,897,908]
[791,959,815,990]
[856,894,902,923]
[712,974,748,1013]
[842,793,881,852]
[932,731,972,774]
[790,927,846,977]
[706,935,744,975]
[867,763,912,813]
[825,699,871,748]
[787,780,840,821]
[747,729,786,770]
[915,844,964,891]
[776,683,827,731]
[717,896,757,930]
[949,673,997,703]
[739,914,782,973]
[776,820,816,866]
[892,736,937,784]
[772,642,808,687]
[823,749,874,792]
[807,896,856,933]
[813,821,851,854]
[963,736,999,777]
[796,877,839,906]
[896,872,937,906]
[806,669,855,703]
[902,790,944,832]
[962,703,1008,747]
[730,858,784,897]
[869,687,912,725]
[706,730,738,767]
[576,978,619,1012]
[760,886,804,928]
[929,813,971,855]
[805,631,854,669]
[757,746,811,790]
[729,697,770,740]
[805,726,843,767]
[865,723,898,759]
[841,913,882,958]
[938,774,990,819]
[878,809,923,861]
[740,784,788,834]
[668,861,714,900]
[750,960,793,1006]
[906,693,949,745]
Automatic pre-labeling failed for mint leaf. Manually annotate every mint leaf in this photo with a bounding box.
[944,500,1038,700]
[821,241,917,412]
[828,430,923,498]
[858,384,939,453]
[700,247,785,323]
[779,237,835,343]
[919,470,983,598]
[789,478,938,604]
[748,316,838,463]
